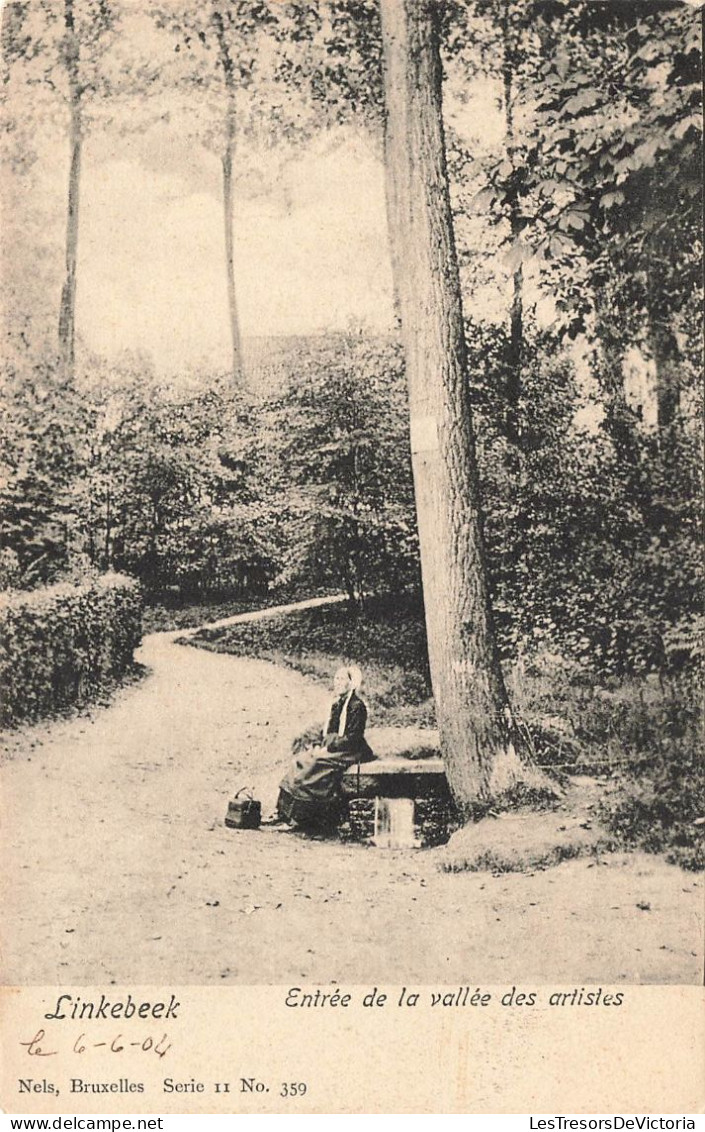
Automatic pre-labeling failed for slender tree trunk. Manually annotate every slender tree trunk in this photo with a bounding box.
[646,290,680,432]
[379,0,525,811]
[499,0,527,604]
[501,0,523,442]
[644,178,680,433]
[651,324,680,432]
[222,141,244,384]
[58,0,82,378]
[508,262,523,397]
[213,6,244,386]
[104,486,112,569]
[87,497,95,564]
[594,286,640,460]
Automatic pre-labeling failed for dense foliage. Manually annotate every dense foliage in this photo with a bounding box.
[0,572,141,726]
[468,322,704,680]
[2,318,702,686]
[262,335,419,602]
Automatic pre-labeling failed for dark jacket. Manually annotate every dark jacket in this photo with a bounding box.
[324,692,374,761]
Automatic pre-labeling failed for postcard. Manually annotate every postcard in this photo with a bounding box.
[1,0,703,1116]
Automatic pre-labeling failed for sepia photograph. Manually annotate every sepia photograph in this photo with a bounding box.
[1,0,703,1012]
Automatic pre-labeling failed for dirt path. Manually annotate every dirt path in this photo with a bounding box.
[2,600,702,986]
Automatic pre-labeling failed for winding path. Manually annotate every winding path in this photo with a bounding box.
[1,597,702,985]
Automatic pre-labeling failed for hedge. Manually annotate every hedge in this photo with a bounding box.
[0,573,142,727]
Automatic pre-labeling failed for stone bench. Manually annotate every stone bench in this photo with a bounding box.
[340,729,454,847]
[342,755,446,793]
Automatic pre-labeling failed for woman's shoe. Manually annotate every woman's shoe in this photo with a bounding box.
[261,813,291,828]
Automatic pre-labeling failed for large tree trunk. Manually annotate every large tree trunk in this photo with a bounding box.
[379,0,525,811]
[213,6,244,386]
[58,0,82,378]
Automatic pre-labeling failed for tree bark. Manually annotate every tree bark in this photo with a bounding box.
[379,0,524,811]
[501,0,523,444]
[58,0,82,379]
[212,6,245,387]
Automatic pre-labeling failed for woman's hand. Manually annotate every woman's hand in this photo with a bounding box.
[291,723,324,754]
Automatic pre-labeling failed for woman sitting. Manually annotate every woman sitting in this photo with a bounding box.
[276,665,375,831]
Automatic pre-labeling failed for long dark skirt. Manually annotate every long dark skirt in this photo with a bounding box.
[277,746,358,830]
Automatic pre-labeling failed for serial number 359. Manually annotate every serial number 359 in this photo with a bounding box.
[280,1082,307,1097]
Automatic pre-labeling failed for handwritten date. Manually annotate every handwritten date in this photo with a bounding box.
[20,1029,171,1059]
